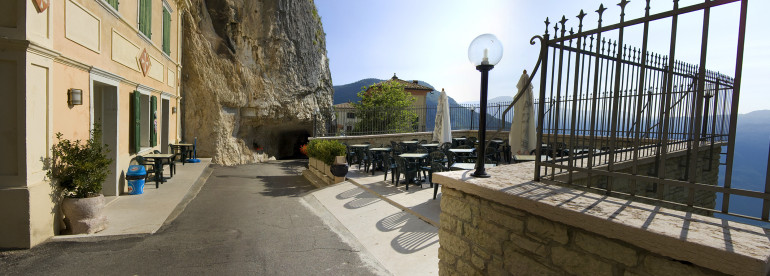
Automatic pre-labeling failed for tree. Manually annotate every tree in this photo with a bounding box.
[353,82,418,134]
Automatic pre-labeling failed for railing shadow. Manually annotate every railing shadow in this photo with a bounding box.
[376,212,438,254]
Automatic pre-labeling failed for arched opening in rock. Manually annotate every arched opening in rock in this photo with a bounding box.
[276,129,310,160]
[245,124,311,160]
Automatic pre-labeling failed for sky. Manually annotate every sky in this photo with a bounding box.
[315,0,769,114]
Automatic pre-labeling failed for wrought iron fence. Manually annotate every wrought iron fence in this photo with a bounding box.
[313,102,521,137]
[531,0,770,222]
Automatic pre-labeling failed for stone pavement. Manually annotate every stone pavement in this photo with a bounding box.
[1,160,446,275]
[0,160,388,275]
[305,167,441,276]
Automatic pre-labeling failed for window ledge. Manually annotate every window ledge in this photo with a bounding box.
[94,0,121,20]
[137,31,154,47]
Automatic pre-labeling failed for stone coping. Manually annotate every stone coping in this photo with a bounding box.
[432,162,770,276]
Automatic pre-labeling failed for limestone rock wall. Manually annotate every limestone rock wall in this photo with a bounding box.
[181,0,332,165]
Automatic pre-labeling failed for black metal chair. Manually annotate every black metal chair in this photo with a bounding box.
[132,156,157,182]
[432,161,449,200]
[355,148,371,172]
[422,151,448,186]
[395,156,418,190]
[382,153,398,184]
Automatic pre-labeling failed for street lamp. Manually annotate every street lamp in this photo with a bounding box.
[468,34,503,178]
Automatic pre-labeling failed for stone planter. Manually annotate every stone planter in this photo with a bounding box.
[61,195,107,234]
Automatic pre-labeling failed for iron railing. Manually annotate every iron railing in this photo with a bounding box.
[531,0,770,222]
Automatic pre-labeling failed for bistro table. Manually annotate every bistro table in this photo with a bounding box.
[170,143,194,164]
[421,143,440,148]
[401,140,420,144]
[143,153,175,188]
[398,153,429,184]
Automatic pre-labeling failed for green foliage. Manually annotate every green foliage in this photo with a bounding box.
[353,82,418,133]
[306,139,346,165]
[48,124,113,198]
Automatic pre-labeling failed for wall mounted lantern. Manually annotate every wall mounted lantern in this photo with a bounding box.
[68,88,83,106]
[468,33,503,178]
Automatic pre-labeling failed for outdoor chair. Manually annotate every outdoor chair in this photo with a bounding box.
[439,142,452,154]
[414,145,429,154]
[355,148,371,172]
[419,139,428,144]
[132,156,157,182]
[422,151,447,186]
[431,161,449,200]
[344,144,355,166]
[467,137,478,147]
[382,153,398,184]
[369,149,383,175]
[485,146,500,165]
[394,156,419,190]
[446,151,457,167]
[501,139,511,164]
[392,143,404,156]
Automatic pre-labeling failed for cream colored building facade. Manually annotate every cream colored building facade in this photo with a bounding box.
[0,0,185,248]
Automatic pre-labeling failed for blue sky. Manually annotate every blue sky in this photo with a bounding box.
[316,0,769,114]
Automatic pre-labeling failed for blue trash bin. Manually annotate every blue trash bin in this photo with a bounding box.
[126,165,146,195]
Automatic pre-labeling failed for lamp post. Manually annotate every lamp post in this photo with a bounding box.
[468,34,503,178]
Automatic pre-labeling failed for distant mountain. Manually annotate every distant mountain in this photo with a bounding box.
[460,96,514,105]
[332,78,384,104]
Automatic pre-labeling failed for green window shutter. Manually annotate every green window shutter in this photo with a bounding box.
[132,91,141,153]
[107,0,118,10]
[151,95,157,147]
[162,9,170,55]
[139,0,151,38]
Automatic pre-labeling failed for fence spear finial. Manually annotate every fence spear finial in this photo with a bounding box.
[577,10,587,32]
[596,4,607,25]
[559,15,568,37]
[618,0,630,19]
[544,17,551,35]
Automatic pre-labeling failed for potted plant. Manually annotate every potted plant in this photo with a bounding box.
[48,124,112,234]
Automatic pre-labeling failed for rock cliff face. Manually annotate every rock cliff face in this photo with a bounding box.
[181,0,332,165]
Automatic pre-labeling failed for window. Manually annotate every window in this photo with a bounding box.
[138,0,152,38]
[162,7,171,55]
[347,112,355,119]
[132,91,157,152]
[105,0,118,10]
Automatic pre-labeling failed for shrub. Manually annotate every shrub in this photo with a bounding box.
[299,144,308,156]
[306,139,346,165]
[48,124,113,198]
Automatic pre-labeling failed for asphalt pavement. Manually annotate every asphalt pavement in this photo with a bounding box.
[0,160,388,276]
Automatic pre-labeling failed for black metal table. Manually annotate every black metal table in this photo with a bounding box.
[143,153,175,188]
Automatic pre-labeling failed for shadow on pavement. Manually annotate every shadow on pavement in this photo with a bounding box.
[257,175,313,198]
[376,212,438,254]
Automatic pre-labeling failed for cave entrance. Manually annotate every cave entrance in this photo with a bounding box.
[276,130,310,160]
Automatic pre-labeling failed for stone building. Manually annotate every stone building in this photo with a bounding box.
[0,0,184,248]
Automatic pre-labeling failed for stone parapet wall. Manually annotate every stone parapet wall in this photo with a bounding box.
[432,162,770,276]
[439,186,726,276]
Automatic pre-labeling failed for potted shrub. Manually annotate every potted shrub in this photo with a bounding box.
[48,125,112,234]
[307,139,347,177]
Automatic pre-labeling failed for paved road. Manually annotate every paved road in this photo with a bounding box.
[0,160,387,275]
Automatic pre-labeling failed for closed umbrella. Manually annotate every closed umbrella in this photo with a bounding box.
[509,71,537,156]
[433,89,452,144]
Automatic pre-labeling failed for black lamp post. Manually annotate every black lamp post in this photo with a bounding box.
[468,34,503,178]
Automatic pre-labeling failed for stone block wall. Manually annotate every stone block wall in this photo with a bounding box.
[438,186,726,276]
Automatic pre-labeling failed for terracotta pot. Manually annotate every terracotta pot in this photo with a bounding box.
[61,195,107,234]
